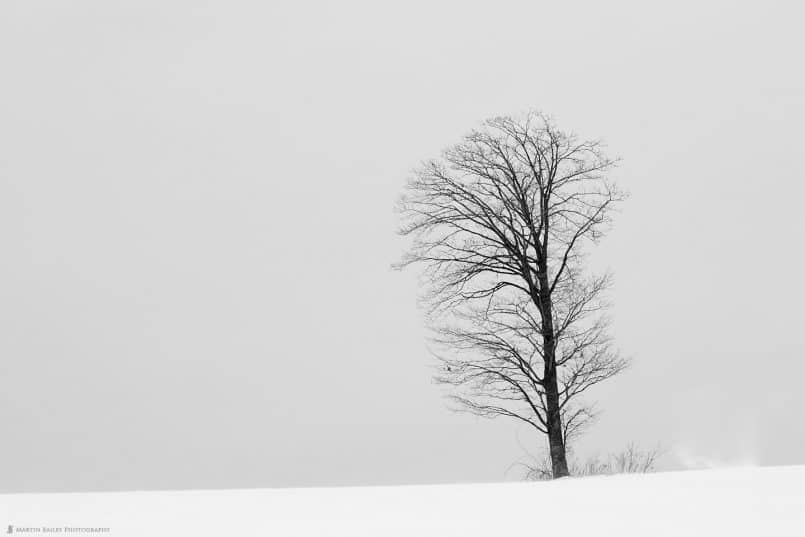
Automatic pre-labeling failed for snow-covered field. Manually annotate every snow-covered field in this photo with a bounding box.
[1,465,803,536]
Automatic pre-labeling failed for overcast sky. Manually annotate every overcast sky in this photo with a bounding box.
[2,0,804,492]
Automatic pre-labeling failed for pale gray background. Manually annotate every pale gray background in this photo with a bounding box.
[1,0,804,493]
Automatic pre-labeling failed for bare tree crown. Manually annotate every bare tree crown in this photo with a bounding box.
[398,111,624,312]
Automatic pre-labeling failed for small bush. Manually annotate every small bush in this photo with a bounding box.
[523,443,662,480]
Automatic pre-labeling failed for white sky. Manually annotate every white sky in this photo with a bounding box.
[1,0,804,492]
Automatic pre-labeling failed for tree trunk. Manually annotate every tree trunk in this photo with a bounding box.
[535,270,570,479]
[544,368,570,478]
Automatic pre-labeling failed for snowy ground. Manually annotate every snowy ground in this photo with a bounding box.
[1,465,803,536]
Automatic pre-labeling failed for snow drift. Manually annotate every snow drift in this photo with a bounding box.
[1,465,803,536]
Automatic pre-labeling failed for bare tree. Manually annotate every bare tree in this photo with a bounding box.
[396,111,628,478]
